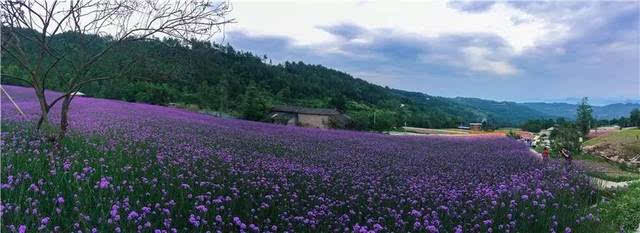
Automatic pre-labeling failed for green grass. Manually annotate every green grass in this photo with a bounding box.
[579,153,640,173]
[598,182,640,232]
[495,128,522,133]
[0,124,230,232]
[576,153,640,182]
[584,129,640,146]
[586,171,640,182]
[575,153,610,163]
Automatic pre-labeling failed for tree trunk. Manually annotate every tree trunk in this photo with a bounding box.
[34,87,50,130]
[58,95,72,140]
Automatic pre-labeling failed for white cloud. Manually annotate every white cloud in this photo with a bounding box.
[462,47,519,76]
[223,1,570,54]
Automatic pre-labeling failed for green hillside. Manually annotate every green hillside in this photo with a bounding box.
[584,129,640,146]
[1,29,557,130]
[451,97,551,125]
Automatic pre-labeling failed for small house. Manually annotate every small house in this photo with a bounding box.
[457,125,470,130]
[469,123,482,131]
[269,105,349,129]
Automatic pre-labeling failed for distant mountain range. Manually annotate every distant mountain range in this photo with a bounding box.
[449,97,550,124]
[520,102,640,120]
[449,98,639,121]
[521,97,640,106]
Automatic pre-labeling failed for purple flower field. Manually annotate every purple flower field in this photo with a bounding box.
[1,85,603,232]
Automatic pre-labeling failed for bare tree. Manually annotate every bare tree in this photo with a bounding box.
[1,0,233,139]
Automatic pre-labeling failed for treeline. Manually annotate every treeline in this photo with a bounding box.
[1,29,529,130]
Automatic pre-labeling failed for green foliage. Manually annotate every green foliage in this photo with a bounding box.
[576,97,594,136]
[586,171,640,182]
[241,84,272,121]
[550,123,583,155]
[599,182,640,232]
[328,95,347,111]
[630,108,640,127]
[520,118,558,133]
[132,82,178,105]
[481,118,498,131]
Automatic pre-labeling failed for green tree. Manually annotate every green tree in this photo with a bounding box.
[630,108,640,127]
[576,97,593,136]
[550,123,582,155]
[241,84,271,121]
[329,95,347,111]
[216,80,230,112]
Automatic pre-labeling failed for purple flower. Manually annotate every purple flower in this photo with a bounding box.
[127,211,139,220]
[0,85,604,233]
[41,217,50,225]
[63,161,72,170]
[233,217,242,225]
[28,184,39,192]
[18,225,26,233]
[98,177,109,189]
[410,209,422,217]
[189,214,200,227]
[195,205,207,212]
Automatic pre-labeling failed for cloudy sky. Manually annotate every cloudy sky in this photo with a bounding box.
[218,0,639,104]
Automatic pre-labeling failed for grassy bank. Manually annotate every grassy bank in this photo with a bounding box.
[584,129,640,146]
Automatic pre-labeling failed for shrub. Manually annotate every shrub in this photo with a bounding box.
[551,123,583,155]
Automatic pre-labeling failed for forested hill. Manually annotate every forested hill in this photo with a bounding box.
[522,102,640,120]
[1,29,557,130]
[451,97,551,125]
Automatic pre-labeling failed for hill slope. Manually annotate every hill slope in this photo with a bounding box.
[522,102,640,120]
[450,97,551,125]
[0,28,592,129]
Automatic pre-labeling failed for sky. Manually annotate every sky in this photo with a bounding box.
[216,0,640,105]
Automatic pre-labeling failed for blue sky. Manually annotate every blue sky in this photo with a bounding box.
[218,1,639,104]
